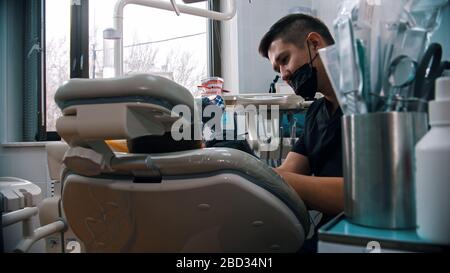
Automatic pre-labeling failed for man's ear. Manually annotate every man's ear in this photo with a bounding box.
[307,32,325,51]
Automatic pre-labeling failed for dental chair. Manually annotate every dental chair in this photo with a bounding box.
[54,74,310,253]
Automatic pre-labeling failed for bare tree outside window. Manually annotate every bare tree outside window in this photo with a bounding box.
[45,0,208,133]
[161,49,207,92]
[46,38,68,131]
[91,37,207,92]
[125,43,159,74]
[123,42,206,92]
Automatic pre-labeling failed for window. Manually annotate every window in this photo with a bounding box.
[45,0,210,135]
[45,0,71,132]
[90,0,208,92]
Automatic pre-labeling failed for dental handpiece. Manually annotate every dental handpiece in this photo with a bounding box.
[290,118,297,146]
[278,126,284,167]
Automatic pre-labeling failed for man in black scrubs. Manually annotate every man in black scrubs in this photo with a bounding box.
[259,14,344,249]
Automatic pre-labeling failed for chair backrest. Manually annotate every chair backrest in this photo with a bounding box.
[61,148,310,253]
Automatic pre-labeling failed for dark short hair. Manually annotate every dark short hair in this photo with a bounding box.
[258,13,335,59]
[128,132,202,154]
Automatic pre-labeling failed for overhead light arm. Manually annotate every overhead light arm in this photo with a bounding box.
[110,0,237,77]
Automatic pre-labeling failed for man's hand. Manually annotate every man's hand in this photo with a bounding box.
[276,152,311,175]
[274,165,344,216]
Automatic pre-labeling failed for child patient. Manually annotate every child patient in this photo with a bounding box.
[106,95,255,156]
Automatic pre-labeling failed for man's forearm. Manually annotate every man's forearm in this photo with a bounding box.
[275,170,344,216]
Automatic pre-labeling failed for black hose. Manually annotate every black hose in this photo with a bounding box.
[426,60,450,101]
[413,43,443,101]
[269,75,280,93]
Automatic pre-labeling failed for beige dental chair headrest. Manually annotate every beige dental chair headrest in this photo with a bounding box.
[55,74,201,146]
[55,73,196,112]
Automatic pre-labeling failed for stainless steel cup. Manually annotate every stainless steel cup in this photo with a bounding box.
[342,112,428,229]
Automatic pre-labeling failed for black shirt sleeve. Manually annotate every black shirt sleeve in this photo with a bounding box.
[292,131,307,156]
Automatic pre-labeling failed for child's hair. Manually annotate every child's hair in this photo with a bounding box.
[127,132,202,154]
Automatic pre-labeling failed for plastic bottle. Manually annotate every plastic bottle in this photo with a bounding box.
[415,76,450,245]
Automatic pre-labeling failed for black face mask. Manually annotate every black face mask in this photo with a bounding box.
[288,42,318,101]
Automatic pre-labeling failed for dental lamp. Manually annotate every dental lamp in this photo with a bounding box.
[104,0,237,77]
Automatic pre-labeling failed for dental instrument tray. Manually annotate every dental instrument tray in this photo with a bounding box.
[223,94,307,110]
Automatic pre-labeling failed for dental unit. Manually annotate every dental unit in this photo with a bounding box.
[44,73,310,252]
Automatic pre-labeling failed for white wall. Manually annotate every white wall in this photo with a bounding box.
[221,0,318,94]
[312,0,341,35]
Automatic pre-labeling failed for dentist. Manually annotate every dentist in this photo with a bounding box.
[259,13,344,241]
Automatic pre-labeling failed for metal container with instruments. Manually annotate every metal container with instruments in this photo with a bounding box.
[342,112,428,229]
